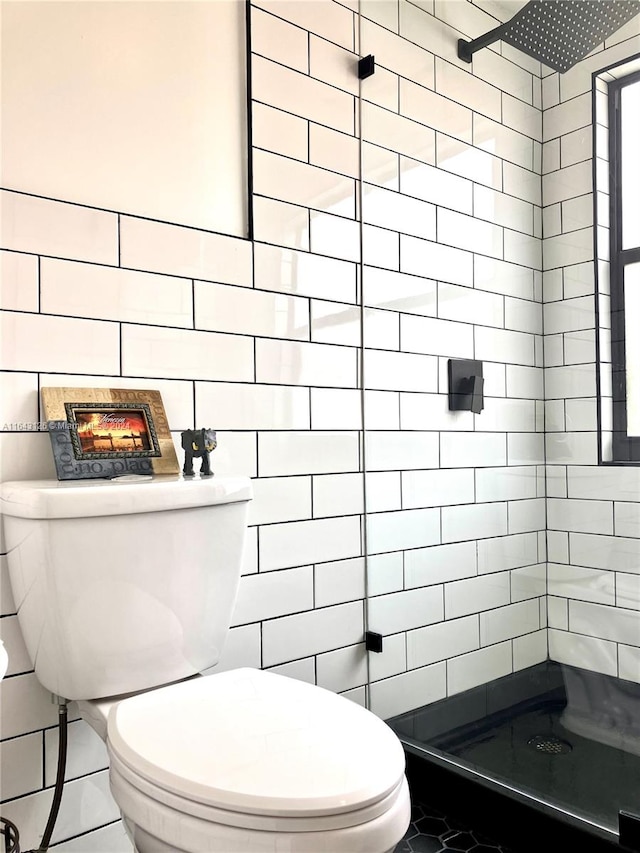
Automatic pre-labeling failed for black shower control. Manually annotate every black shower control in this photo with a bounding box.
[365,631,383,653]
[358,55,375,80]
[448,359,484,415]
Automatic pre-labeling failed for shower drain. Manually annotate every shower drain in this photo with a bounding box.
[527,734,573,755]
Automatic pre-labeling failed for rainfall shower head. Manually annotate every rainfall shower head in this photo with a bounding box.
[458,0,640,73]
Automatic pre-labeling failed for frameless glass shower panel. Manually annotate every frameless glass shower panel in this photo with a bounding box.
[360,1,640,846]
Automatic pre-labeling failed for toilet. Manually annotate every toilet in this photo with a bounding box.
[0,476,410,853]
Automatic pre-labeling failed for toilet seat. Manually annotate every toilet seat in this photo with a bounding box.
[110,758,410,853]
[108,749,409,834]
[107,668,406,824]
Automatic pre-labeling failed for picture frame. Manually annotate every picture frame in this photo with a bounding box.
[42,387,180,481]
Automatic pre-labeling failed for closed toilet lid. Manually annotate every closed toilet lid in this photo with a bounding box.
[107,668,405,818]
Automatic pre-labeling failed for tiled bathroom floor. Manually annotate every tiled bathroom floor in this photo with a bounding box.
[395,801,516,853]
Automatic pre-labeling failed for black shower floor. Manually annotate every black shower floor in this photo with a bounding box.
[389,663,640,844]
[438,701,639,832]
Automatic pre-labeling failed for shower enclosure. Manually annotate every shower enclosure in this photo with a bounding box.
[358,0,640,847]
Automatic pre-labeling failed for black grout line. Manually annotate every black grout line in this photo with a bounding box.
[36,255,41,312]
[1,227,540,296]
[252,48,543,143]
[0,185,250,243]
[47,819,125,850]
[246,0,255,243]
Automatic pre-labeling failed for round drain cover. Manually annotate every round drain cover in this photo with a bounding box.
[527,734,572,755]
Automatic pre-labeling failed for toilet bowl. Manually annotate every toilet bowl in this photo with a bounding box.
[79,668,410,853]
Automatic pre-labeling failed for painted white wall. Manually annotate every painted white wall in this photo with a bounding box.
[0,1,247,236]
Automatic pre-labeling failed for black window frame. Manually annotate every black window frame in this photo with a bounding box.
[608,68,640,463]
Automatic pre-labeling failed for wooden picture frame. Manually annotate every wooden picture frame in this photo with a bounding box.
[42,387,180,480]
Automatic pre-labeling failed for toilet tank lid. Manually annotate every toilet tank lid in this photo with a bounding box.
[0,475,252,519]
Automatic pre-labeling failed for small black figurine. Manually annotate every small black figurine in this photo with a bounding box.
[181,428,217,477]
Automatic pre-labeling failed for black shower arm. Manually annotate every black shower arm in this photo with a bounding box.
[457,2,532,65]
[457,22,507,63]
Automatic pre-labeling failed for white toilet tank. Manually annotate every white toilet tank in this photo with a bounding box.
[0,476,252,701]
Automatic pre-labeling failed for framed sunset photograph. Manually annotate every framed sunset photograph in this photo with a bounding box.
[65,402,161,460]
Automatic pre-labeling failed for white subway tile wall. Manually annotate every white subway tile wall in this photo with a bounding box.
[4,0,638,848]
[541,19,640,684]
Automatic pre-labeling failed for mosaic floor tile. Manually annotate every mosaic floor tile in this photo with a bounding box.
[395,802,515,853]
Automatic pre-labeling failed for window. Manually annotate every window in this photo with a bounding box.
[609,70,640,462]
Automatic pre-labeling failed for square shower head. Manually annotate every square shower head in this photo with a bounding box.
[458,0,640,73]
[501,0,640,72]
